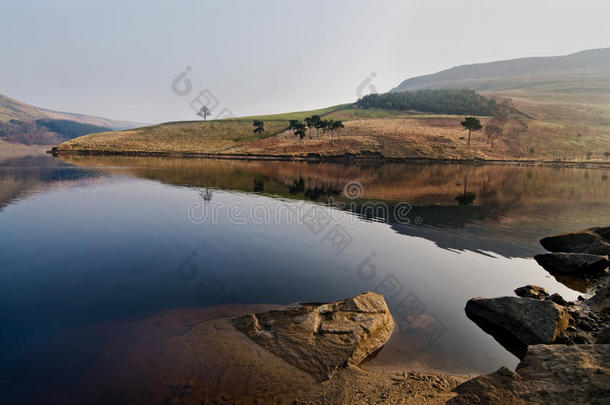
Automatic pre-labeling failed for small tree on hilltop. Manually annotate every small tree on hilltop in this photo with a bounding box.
[312,115,324,138]
[330,120,344,144]
[288,120,299,138]
[461,117,483,146]
[604,151,610,160]
[291,121,307,144]
[197,106,211,121]
[304,116,315,138]
[321,119,332,141]
[253,120,265,141]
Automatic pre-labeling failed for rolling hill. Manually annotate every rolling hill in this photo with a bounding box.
[0,93,147,145]
[55,48,610,162]
[391,48,610,104]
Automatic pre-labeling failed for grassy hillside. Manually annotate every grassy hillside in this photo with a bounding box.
[56,48,610,161]
[391,48,610,100]
[387,48,610,161]
[0,94,47,122]
[231,104,352,122]
[0,93,146,145]
[55,105,610,161]
[56,104,358,153]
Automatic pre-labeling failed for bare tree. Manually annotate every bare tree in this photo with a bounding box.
[484,123,503,147]
[197,106,211,121]
[482,99,513,148]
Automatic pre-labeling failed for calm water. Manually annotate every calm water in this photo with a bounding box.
[1,152,609,403]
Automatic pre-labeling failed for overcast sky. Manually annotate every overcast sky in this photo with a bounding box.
[1,0,609,123]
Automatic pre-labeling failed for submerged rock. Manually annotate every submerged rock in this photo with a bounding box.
[534,252,609,276]
[448,344,610,405]
[540,227,610,256]
[514,285,549,300]
[231,292,394,381]
[465,296,569,358]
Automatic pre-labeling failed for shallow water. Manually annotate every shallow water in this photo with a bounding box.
[1,153,609,403]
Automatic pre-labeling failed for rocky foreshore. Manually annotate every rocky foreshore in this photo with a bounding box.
[32,229,608,404]
[452,226,610,404]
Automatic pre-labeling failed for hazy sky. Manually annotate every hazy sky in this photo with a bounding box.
[1,0,609,123]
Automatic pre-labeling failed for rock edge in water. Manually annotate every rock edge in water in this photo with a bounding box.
[540,226,610,256]
[448,344,610,405]
[465,295,569,358]
[457,226,610,403]
[231,291,395,381]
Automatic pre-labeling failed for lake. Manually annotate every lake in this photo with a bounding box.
[1,152,609,403]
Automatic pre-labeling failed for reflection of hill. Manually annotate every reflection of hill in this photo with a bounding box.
[57,155,610,258]
[389,223,540,258]
[0,154,102,212]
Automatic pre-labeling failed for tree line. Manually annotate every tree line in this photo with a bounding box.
[356,89,499,116]
[253,115,344,144]
[0,119,112,145]
[36,119,111,139]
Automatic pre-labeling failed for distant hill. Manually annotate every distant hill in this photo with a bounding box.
[391,48,610,105]
[0,94,147,145]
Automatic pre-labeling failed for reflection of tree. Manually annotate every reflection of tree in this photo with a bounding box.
[288,178,305,194]
[304,185,340,201]
[455,175,476,205]
[200,187,213,202]
[253,176,264,193]
[287,177,340,201]
[0,154,101,212]
[59,154,610,235]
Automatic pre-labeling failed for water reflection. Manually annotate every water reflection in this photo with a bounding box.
[56,154,610,260]
[455,175,476,205]
[0,153,102,211]
[1,153,609,404]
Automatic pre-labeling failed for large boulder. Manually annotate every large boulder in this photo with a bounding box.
[231,292,394,381]
[592,226,610,242]
[534,252,609,276]
[540,228,610,256]
[465,296,569,358]
[587,284,610,315]
[448,344,610,405]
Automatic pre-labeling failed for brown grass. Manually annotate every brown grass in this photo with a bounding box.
[56,98,610,162]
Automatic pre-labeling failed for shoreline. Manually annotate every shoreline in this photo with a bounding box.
[21,302,469,405]
[50,148,610,169]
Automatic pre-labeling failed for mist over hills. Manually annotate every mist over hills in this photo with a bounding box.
[0,93,147,145]
[391,48,610,104]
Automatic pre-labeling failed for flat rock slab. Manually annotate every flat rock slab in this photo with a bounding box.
[534,252,609,276]
[540,227,610,256]
[232,292,395,381]
[448,344,610,405]
[465,296,568,358]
